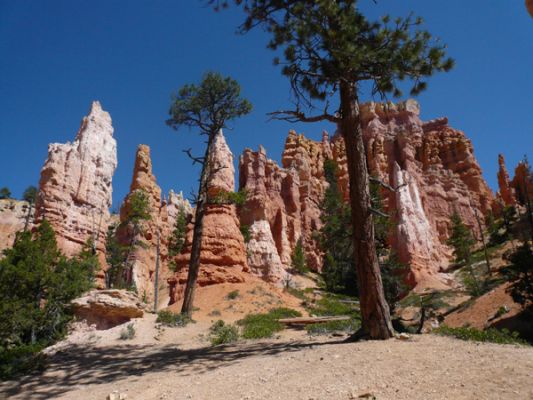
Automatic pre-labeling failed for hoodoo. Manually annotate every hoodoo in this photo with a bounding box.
[34,101,117,284]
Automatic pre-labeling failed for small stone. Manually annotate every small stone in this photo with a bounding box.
[398,332,411,341]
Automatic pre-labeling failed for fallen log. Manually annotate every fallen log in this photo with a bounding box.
[278,316,351,325]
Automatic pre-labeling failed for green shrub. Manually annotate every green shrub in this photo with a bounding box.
[238,308,301,339]
[119,323,136,340]
[0,344,46,380]
[156,310,192,327]
[226,290,240,300]
[304,294,361,335]
[209,320,239,346]
[434,326,528,346]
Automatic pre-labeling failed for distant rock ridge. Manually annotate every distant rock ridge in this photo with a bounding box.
[239,99,494,290]
[0,199,33,253]
[34,101,117,285]
[497,154,516,206]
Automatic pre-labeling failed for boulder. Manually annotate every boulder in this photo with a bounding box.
[72,289,144,330]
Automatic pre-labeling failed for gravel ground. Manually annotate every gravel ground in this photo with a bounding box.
[2,332,532,400]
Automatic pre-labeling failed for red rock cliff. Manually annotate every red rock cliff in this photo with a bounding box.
[239,100,494,290]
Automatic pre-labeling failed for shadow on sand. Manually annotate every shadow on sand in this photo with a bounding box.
[0,339,344,399]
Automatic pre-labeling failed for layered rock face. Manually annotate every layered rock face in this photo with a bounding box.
[358,100,493,288]
[0,200,33,253]
[168,131,248,304]
[34,101,117,283]
[497,154,516,206]
[117,145,192,307]
[238,130,331,282]
[239,100,493,289]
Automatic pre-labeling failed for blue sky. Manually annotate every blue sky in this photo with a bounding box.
[1,1,532,208]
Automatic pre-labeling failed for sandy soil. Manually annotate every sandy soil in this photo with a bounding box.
[1,328,532,400]
[2,274,532,400]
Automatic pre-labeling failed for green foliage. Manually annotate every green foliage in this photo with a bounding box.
[219,1,453,103]
[507,243,533,306]
[238,308,301,339]
[156,310,192,327]
[167,71,252,135]
[209,320,239,345]
[127,190,151,225]
[0,220,95,379]
[211,189,248,207]
[435,326,528,346]
[119,323,136,340]
[240,224,251,243]
[319,159,357,295]
[168,206,188,261]
[22,186,38,203]
[304,294,361,335]
[104,224,129,289]
[291,239,308,274]
[0,344,47,380]
[226,290,240,300]
[0,187,11,199]
[447,211,475,266]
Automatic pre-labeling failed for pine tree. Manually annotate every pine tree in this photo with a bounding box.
[22,185,38,231]
[291,239,308,274]
[212,0,453,339]
[319,159,357,295]
[447,211,479,295]
[167,72,252,316]
[0,187,11,199]
[0,220,95,366]
[168,206,188,270]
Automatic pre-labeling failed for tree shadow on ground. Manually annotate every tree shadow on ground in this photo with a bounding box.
[0,338,344,399]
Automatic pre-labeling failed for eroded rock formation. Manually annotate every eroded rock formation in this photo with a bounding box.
[35,101,117,284]
[511,160,533,206]
[0,199,33,253]
[116,145,192,307]
[497,154,516,206]
[239,130,331,282]
[239,100,494,290]
[168,131,248,304]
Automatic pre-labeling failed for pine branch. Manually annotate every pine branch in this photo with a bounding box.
[268,109,340,123]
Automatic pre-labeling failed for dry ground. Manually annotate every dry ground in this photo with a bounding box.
[2,276,532,400]
[1,329,532,400]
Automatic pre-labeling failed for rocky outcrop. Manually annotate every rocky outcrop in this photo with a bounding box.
[168,131,248,304]
[497,154,516,206]
[527,0,533,18]
[35,101,117,284]
[0,199,33,253]
[246,220,287,283]
[511,160,533,206]
[116,145,192,307]
[239,100,494,290]
[71,289,144,330]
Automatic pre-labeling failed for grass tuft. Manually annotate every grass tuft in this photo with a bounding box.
[434,325,528,346]
[156,310,193,327]
[238,307,301,339]
[209,320,239,346]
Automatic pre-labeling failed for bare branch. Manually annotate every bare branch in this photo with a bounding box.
[370,207,389,218]
[268,110,340,123]
[369,176,407,192]
[183,148,206,165]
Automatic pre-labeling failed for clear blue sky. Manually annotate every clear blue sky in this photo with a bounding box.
[1,1,532,209]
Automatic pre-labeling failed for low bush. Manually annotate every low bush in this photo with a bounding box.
[304,294,361,335]
[434,326,528,346]
[0,344,47,381]
[119,323,136,340]
[226,290,240,300]
[209,320,239,346]
[156,310,192,327]
[238,308,301,339]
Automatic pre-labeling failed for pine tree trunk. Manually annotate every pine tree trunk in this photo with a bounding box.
[339,82,394,340]
[181,133,216,316]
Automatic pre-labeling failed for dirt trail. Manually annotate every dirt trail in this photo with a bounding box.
[2,328,532,400]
